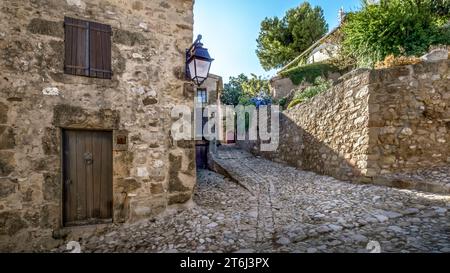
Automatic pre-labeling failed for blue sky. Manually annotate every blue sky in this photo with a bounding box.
[194,0,362,82]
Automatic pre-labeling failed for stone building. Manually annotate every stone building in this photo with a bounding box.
[0,0,196,251]
[195,74,223,106]
[194,74,223,168]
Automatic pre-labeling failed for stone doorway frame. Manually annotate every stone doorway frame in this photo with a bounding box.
[61,128,114,227]
[53,105,129,230]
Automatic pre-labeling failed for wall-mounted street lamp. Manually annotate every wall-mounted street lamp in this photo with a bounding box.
[186,35,214,86]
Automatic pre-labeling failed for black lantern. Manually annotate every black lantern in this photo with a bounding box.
[186,35,214,86]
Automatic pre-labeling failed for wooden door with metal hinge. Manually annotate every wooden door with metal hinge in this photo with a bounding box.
[63,129,113,226]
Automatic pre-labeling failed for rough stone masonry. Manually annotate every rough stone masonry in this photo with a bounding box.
[0,0,196,251]
[239,60,450,193]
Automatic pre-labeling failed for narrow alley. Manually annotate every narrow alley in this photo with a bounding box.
[54,147,450,253]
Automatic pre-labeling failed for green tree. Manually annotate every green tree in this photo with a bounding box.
[429,0,450,18]
[342,0,449,67]
[220,74,270,106]
[256,2,328,71]
[220,74,248,106]
[241,74,270,97]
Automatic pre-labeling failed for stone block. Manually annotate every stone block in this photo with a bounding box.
[0,126,15,149]
[0,211,27,236]
[421,49,448,62]
[150,183,164,194]
[168,192,191,205]
[43,173,60,201]
[0,151,14,176]
[117,177,141,193]
[53,105,120,129]
[40,204,60,229]
[27,18,63,38]
[142,97,158,106]
[168,152,190,192]
[66,0,86,10]
[42,127,58,155]
[0,177,17,198]
[132,1,144,10]
[0,102,7,124]
[173,66,186,80]
[113,29,146,46]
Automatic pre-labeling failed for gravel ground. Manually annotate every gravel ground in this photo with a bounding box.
[53,147,450,253]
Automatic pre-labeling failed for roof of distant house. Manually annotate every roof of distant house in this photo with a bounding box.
[278,11,348,74]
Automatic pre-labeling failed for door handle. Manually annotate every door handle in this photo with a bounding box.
[84,152,93,165]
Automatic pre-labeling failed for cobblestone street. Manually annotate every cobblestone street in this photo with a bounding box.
[55,147,450,253]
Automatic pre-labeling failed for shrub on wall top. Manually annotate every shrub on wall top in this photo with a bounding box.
[279,62,338,85]
[342,0,449,68]
[287,77,333,109]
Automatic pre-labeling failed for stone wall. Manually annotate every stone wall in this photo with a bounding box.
[270,71,343,100]
[367,60,450,179]
[0,0,195,251]
[239,60,449,191]
[246,68,372,181]
[269,76,299,100]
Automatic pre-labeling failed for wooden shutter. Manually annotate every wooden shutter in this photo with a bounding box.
[89,21,112,79]
[64,17,89,77]
[64,17,112,79]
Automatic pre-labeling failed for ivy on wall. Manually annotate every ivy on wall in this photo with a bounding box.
[279,62,338,85]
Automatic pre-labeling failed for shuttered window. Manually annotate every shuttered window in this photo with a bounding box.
[64,17,112,79]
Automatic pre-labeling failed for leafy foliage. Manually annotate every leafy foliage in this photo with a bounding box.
[342,0,450,67]
[280,62,338,85]
[256,2,328,70]
[241,74,270,97]
[220,74,248,106]
[326,45,357,71]
[288,77,332,109]
[237,96,254,106]
[430,0,450,18]
[221,74,271,106]
[287,98,304,110]
[278,97,288,110]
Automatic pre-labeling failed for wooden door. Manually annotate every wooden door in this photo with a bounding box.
[196,143,208,169]
[63,130,113,226]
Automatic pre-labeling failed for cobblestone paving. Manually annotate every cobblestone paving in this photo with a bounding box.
[54,147,450,253]
[213,147,450,253]
[379,166,450,194]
